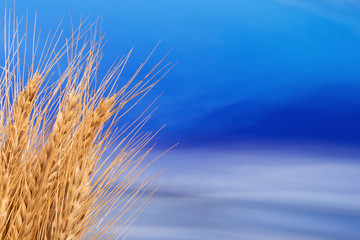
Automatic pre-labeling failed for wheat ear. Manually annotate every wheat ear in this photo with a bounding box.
[0,74,40,239]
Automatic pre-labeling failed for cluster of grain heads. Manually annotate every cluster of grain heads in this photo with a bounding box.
[0,9,172,240]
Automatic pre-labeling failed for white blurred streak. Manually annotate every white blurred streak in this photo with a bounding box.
[127,148,360,239]
[274,0,360,31]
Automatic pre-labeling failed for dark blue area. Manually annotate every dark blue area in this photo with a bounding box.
[172,84,360,146]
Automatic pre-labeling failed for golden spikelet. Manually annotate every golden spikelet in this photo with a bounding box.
[0,8,173,240]
[0,74,40,239]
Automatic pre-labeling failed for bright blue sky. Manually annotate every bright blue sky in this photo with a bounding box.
[14,0,360,148]
[8,2,360,239]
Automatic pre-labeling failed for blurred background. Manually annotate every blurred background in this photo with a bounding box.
[13,0,360,239]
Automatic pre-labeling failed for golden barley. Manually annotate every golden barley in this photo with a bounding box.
[0,8,172,240]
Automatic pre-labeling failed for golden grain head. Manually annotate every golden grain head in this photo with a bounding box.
[0,8,172,240]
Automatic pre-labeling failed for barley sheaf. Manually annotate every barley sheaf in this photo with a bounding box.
[0,8,172,240]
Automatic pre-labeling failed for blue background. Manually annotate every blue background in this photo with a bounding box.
[12,0,360,239]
